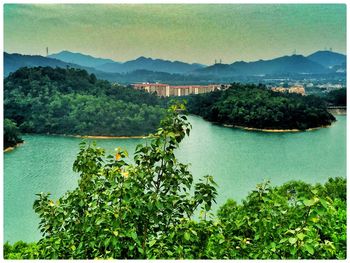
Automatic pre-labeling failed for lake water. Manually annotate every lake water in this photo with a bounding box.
[4,115,346,243]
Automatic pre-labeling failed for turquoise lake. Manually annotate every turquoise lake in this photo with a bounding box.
[4,115,346,243]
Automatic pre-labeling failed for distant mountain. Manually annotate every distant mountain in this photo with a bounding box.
[4,52,113,78]
[307,50,346,69]
[4,51,345,84]
[96,56,206,74]
[331,62,346,73]
[192,63,233,75]
[49,50,119,68]
[47,51,205,74]
[4,52,74,76]
[195,54,330,76]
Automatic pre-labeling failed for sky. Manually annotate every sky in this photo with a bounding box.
[3,4,346,65]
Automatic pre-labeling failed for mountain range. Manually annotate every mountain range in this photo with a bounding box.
[48,50,116,68]
[307,50,346,69]
[49,51,205,74]
[4,52,74,76]
[4,50,346,83]
[193,51,346,76]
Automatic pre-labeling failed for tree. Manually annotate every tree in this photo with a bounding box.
[31,103,217,259]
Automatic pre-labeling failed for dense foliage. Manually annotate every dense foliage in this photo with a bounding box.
[186,83,336,130]
[3,118,23,149]
[4,67,166,136]
[3,107,346,259]
[215,178,346,259]
[325,88,346,106]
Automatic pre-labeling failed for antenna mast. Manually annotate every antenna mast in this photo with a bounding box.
[46,47,49,57]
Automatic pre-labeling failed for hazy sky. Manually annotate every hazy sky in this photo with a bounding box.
[4,4,346,65]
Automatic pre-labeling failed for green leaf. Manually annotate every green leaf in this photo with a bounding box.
[184,232,191,241]
[297,233,306,240]
[95,218,104,225]
[149,240,156,247]
[288,237,297,245]
[279,238,288,244]
[319,198,329,209]
[303,199,315,207]
[304,244,314,255]
[290,247,297,255]
[130,231,138,241]
[104,238,110,247]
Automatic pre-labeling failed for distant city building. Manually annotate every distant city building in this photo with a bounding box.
[271,87,288,93]
[318,83,344,91]
[132,83,226,97]
[271,85,305,95]
[133,83,170,96]
[288,85,305,95]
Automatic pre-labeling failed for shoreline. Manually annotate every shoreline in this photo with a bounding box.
[222,124,332,133]
[4,142,24,153]
[73,135,148,139]
[328,109,346,115]
[27,133,151,140]
[190,114,337,133]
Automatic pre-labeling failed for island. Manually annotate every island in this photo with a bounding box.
[186,83,336,131]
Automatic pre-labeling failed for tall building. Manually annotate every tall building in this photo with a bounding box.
[132,83,224,97]
[133,83,170,97]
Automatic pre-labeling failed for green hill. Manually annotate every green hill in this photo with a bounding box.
[186,84,335,130]
[4,67,166,136]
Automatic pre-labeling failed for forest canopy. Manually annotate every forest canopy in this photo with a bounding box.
[185,84,336,130]
[4,67,166,136]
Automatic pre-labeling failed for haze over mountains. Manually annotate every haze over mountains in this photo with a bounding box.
[49,51,205,74]
[4,50,346,83]
[48,50,116,68]
[307,50,346,69]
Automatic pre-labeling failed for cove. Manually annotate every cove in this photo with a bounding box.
[4,115,346,243]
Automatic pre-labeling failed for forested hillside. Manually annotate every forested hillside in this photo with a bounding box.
[4,67,166,136]
[186,84,335,130]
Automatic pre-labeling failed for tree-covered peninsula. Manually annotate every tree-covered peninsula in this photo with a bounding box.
[4,67,166,136]
[4,118,23,149]
[186,84,336,131]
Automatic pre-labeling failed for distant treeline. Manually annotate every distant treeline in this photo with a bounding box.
[185,83,336,130]
[324,88,346,106]
[4,67,166,137]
